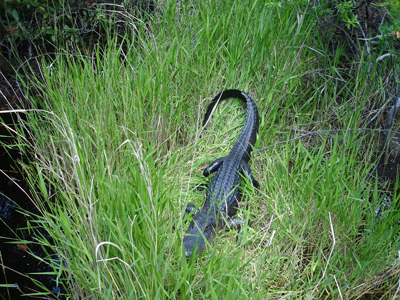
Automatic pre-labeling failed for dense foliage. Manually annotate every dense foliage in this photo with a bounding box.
[0,0,155,58]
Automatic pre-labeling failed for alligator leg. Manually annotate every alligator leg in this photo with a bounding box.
[173,204,200,230]
[203,157,225,177]
[184,203,200,220]
[240,160,259,188]
[227,216,250,247]
[191,157,226,191]
[192,183,208,192]
[227,216,245,229]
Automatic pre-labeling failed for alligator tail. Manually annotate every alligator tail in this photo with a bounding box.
[202,89,249,126]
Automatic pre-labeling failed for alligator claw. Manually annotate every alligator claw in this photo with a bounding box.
[227,216,244,228]
[227,216,251,247]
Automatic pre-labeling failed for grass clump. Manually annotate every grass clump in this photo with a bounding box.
[7,0,400,298]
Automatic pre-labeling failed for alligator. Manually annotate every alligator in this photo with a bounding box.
[183,89,259,258]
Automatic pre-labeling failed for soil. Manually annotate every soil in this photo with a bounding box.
[0,1,399,299]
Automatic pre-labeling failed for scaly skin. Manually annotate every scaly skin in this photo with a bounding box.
[183,89,259,258]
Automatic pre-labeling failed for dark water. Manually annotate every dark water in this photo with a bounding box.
[0,112,65,299]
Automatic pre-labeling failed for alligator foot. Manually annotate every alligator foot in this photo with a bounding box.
[183,203,200,220]
[173,204,200,231]
[227,216,251,248]
[192,183,207,192]
[240,160,259,189]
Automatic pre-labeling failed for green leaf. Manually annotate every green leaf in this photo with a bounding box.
[46,28,54,35]
[11,9,19,21]
[0,284,19,288]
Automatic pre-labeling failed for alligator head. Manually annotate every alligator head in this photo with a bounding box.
[183,208,224,258]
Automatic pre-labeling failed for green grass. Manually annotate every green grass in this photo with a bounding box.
[5,0,400,298]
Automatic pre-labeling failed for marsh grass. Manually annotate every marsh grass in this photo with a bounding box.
[4,0,400,298]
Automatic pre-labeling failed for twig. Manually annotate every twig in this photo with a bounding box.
[359,35,382,41]
[366,94,396,127]
[376,53,397,62]
[358,20,370,55]
[252,128,389,154]
[334,274,343,300]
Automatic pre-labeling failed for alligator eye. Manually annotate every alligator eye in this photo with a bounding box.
[205,225,211,231]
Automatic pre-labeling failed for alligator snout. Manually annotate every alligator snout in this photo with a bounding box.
[183,212,218,258]
[183,230,216,259]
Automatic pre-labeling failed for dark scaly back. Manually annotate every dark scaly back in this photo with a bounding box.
[202,89,258,215]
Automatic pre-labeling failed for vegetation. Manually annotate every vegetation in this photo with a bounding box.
[0,0,154,60]
[2,0,400,298]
